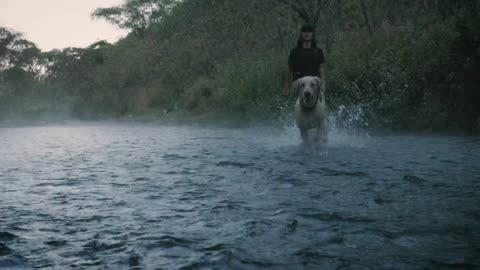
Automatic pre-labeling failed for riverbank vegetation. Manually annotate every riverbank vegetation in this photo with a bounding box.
[1,0,479,132]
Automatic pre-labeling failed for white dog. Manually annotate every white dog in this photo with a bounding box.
[294,76,327,146]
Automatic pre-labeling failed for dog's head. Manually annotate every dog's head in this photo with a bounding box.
[296,76,324,109]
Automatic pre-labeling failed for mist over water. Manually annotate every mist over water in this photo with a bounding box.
[0,119,479,269]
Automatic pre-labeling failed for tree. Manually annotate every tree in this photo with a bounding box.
[91,0,179,35]
[275,0,347,28]
[0,27,41,117]
[0,27,39,70]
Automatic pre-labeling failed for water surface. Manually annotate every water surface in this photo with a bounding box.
[1,123,479,269]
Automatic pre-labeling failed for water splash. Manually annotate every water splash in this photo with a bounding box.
[329,104,369,133]
[276,102,371,148]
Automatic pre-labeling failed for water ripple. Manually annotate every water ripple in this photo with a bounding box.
[0,124,479,269]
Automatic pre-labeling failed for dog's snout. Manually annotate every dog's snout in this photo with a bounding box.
[304,91,311,97]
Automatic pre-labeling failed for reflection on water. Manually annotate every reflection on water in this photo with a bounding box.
[0,123,479,269]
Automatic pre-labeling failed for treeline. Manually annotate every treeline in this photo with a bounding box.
[0,0,479,131]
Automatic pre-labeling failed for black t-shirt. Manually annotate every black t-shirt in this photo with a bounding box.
[288,47,325,81]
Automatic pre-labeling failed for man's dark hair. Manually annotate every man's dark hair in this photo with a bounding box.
[296,25,318,48]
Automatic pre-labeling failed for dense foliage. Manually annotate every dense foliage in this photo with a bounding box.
[1,0,479,132]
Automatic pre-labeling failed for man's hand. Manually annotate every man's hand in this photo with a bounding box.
[284,71,293,96]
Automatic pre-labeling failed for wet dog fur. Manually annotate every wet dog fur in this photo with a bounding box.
[293,76,327,147]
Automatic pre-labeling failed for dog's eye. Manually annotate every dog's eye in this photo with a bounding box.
[301,83,305,87]
[310,82,315,87]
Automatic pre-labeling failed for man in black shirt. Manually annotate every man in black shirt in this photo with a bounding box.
[284,25,326,95]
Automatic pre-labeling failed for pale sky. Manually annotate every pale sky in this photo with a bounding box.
[0,0,128,51]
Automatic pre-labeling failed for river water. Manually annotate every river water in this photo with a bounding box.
[0,122,479,269]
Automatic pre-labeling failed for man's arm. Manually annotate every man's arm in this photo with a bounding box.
[284,49,296,96]
[284,68,293,96]
[319,64,326,91]
[318,48,326,91]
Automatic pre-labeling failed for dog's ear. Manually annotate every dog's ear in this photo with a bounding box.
[315,77,325,103]
[314,77,322,94]
[292,79,300,95]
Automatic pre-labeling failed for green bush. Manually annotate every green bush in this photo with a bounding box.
[326,18,471,131]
